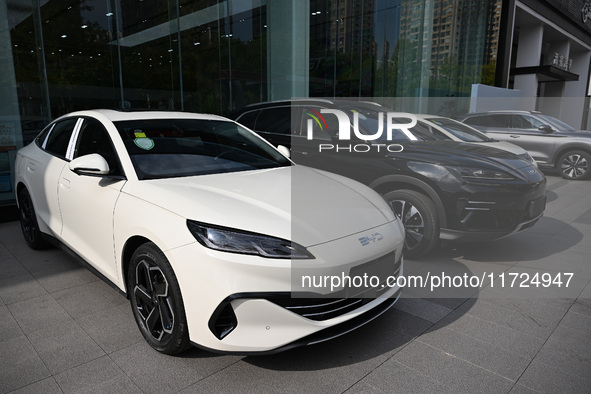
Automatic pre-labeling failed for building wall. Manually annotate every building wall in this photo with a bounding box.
[1,0,590,204]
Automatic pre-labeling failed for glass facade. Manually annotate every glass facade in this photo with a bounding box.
[1,0,501,204]
[308,0,501,99]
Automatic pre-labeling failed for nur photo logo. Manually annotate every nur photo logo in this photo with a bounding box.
[304,108,418,153]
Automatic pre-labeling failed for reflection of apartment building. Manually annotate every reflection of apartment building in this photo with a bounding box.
[430,0,456,64]
[328,0,375,55]
[485,0,502,64]
[399,0,502,84]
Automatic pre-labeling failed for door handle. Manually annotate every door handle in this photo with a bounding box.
[510,135,520,138]
[59,177,71,189]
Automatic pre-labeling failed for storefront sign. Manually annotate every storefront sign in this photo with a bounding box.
[583,1,591,24]
[552,53,573,72]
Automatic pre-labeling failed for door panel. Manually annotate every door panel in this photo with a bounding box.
[25,155,67,235]
[58,118,125,283]
[58,168,124,283]
[25,118,79,235]
[506,115,557,164]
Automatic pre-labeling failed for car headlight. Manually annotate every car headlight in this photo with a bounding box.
[187,220,314,259]
[446,166,515,181]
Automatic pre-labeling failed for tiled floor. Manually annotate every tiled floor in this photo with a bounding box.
[1,173,590,393]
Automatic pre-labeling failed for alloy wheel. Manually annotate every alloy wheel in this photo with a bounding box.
[19,195,36,244]
[133,260,175,341]
[561,153,589,179]
[389,199,425,252]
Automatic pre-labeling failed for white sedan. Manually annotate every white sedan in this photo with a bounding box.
[15,110,404,354]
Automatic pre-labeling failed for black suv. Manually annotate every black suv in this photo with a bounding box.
[231,100,547,258]
[459,110,591,180]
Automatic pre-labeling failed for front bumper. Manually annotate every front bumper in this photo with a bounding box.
[440,178,547,241]
[166,220,404,353]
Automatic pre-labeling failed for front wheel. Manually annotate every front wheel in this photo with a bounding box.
[128,243,190,354]
[17,188,49,250]
[382,189,439,258]
[558,150,591,180]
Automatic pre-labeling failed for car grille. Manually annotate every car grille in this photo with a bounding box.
[271,250,401,321]
[208,251,401,338]
[458,195,546,231]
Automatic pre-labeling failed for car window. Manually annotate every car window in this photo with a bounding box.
[423,126,451,140]
[253,107,292,135]
[464,114,510,128]
[538,114,576,131]
[511,115,545,130]
[114,118,291,180]
[35,123,55,147]
[236,110,260,130]
[43,118,78,159]
[426,118,493,142]
[74,118,122,176]
[405,122,441,141]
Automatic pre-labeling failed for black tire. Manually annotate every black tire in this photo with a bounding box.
[557,150,591,180]
[382,189,439,258]
[128,243,190,355]
[17,188,50,250]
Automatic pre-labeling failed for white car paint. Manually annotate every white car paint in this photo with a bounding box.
[15,109,404,354]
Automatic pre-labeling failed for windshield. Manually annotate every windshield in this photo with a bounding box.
[538,114,576,132]
[114,118,291,180]
[426,117,495,142]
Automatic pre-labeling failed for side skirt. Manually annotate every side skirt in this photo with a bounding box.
[41,233,128,298]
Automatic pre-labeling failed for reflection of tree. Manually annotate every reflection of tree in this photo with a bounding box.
[10,13,40,84]
[376,43,497,98]
[480,61,496,86]
[374,38,421,97]
[40,0,115,88]
[429,57,496,96]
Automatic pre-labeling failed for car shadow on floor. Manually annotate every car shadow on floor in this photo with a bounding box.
[436,217,582,263]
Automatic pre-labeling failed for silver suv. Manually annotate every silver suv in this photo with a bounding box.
[459,110,591,180]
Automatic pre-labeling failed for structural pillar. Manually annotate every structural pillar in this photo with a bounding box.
[267,0,309,100]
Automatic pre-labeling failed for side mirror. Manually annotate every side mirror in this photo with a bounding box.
[69,153,110,176]
[538,125,553,133]
[277,145,291,158]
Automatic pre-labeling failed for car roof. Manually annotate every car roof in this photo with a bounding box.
[235,99,386,111]
[413,114,448,120]
[55,109,230,123]
[463,110,542,117]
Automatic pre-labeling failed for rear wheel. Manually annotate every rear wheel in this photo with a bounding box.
[17,188,49,250]
[558,150,591,180]
[383,189,439,258]
[128,243,190,354]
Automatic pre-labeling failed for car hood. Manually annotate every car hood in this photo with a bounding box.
[398,140,543,181]
[555,129,591,139]
[121,166,393,247]
[475,141,537,167]
[401,140,528,166]
[479,141,527,155]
